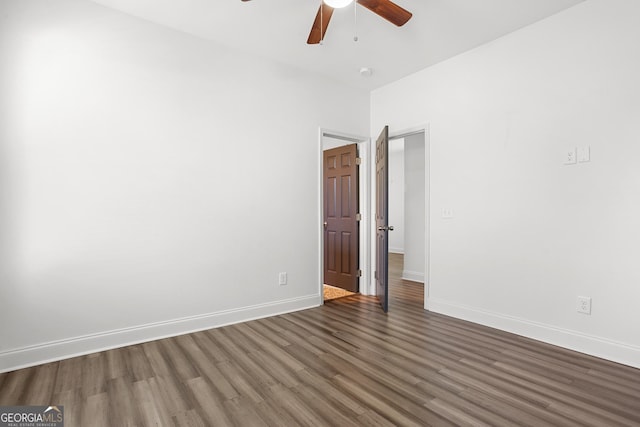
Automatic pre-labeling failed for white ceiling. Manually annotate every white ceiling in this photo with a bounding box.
[89,0,584,90]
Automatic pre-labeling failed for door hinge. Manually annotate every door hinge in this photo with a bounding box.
[374,270,378,280]
[357,269,362,277]
[355,157,362,165]
[355,213,362,221]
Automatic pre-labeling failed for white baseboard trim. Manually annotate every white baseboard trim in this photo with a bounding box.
[389,248,404,254]
[427,297,640,369]
[402,270,424,283]
[0,294,320,373]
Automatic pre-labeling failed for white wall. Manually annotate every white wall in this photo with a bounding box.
[402,133,425,283]
[0,0,369,371]
[371,0,640,368]
[388,139,405,254]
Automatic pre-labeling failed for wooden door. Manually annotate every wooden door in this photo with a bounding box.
[375,126,390,312]
[323,144,359,293]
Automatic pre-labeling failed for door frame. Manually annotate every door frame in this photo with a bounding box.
[318,128,372,301]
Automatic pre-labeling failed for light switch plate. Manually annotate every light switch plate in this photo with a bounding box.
[578,146,590,163]
[441,208,454,219]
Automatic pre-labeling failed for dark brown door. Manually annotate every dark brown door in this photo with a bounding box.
[323,144,359,292]
[375,126,390,312]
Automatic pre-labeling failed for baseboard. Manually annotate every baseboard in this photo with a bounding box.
[427,297,640,369]
[402,270,424,283]
[389,248,404,254]
[0,294,320,373]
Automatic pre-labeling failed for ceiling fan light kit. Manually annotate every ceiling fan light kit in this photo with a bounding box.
[309,0,412,44]
[241,0,411,45]
[324,0,353,8]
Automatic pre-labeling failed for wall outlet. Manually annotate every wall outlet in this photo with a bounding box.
[564,147,577,165]
[279,272,287,286]
[577,296,591,315]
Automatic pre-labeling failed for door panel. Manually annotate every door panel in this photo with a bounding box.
[327,177,337,217]
[375,126,390,312]
[324,144,359,292]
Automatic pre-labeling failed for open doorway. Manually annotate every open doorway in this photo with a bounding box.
[323,143,359,301]
[389,132,426,282]
[382,128,428,310]
[319,130,370,304]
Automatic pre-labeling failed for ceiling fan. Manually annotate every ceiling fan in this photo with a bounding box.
[241,0,412,44]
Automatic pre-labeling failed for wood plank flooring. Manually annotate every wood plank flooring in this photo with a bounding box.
[1,253,640,426]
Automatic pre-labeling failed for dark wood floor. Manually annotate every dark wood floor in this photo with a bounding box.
[2,254,640,426]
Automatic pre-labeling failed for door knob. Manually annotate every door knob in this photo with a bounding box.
[323,221,328,229]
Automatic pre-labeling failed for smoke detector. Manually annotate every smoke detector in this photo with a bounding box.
[360,67,373,77]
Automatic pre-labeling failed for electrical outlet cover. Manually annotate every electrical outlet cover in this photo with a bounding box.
[577,296,591,314]
[441,208,454,219]
[279,272,287,286]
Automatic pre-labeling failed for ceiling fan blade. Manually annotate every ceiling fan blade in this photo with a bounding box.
[307,3,334,44]
[357,0,412,26]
